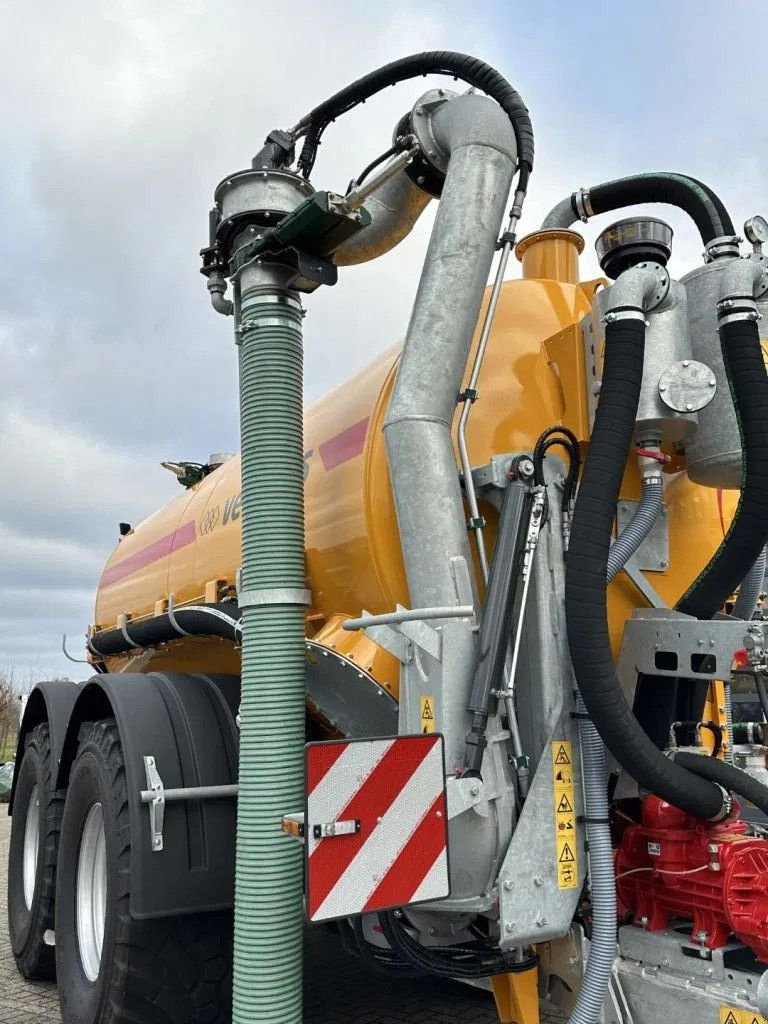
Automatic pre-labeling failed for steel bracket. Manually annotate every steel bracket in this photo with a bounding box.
[143,755,165,853]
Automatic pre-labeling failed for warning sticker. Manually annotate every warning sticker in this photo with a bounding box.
[719,1006,768,1024]
[420,696,435,734]
[552,740,578,890]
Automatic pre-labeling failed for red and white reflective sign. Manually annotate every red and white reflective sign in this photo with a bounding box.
[305,734,450,922]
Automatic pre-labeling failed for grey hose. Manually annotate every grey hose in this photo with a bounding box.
[569,697,616,1024]
[607,477,664,583]
[733,546,767,620]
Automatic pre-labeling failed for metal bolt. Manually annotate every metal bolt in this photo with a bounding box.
[505,923,514,934]
[695,930,709,943]
[686,403,693,411]
[429,927,437,937]
[536,915,548,927]
[503,879,513,891]
[709,379,716,386]
[659,383,667,392]
[415,107,424,116]
[470,784,480,797]
[534,876,544,887]
[662,958,670,967]
[683,360,690,367]
[605,312,617,323]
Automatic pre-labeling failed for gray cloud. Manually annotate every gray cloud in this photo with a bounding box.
[0,1,765,680]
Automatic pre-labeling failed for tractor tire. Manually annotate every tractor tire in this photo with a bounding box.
[7,721,62,979]
[55,718,232,1024]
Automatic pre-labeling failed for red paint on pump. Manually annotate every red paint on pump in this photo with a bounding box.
[617,794,768,961]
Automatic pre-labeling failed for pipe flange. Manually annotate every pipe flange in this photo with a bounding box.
[747,252,768,299]
[409,88,457,177]
[658,359,717,413]
[703,234,741,263]
[636,260,671,311]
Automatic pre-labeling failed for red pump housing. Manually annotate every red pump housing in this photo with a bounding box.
[617,795,768,960]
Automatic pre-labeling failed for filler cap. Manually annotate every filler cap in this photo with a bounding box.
[596,217,673,279]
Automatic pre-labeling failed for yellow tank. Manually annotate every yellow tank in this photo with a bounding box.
[93,231,737,705]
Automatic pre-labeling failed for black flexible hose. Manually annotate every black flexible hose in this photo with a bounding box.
[674,751,768,816]
[88,603,241,657]
[292,51,534,185]
[678,317,768,619]
[583,173,733,245]
[565,315,725,820]
[755,673,768,725]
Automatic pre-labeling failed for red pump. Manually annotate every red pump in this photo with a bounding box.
[617,794,768,960]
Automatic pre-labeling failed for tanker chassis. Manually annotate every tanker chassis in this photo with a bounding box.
[7,50,768,1024]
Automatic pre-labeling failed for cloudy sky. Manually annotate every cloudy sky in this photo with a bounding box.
[1,1,766,683]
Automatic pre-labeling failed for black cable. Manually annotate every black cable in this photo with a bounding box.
[379,912,536,979]
[348,145,399,193]
[351,917,422,978]
[292,52,533,184]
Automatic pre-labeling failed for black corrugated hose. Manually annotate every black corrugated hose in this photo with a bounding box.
[88,603,241,657]
[584,173,733,245]
[290,52,534,187]
[565,314,726,819]
[677,316,768,620]
[674,751,768,816]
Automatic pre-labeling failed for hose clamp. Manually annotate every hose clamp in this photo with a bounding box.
[238,587,312,608]
[573,187,593,223]
[704,235,741,263]
[602,306,647,325]
[717,295,761,327]
[707,783,734,823]
[117,614,141,650]
[166,595,192,637]
[236,315,301,334]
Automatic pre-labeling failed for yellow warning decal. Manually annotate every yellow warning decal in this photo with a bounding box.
[719,1006,767,1024]
[552,741,578,889]
[420,696,435,734]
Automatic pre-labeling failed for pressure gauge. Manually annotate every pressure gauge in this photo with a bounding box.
[744,215,768,247]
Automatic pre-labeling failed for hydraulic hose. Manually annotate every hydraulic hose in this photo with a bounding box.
[290,51,534,188]
[607,475,663,583]
[733,546,767,620]
[565,280,726,820]
[674,751,768,816]
[542,172,733,245]
[88,603,241,657]
[677,313,768,621]
[568,698,616,1024]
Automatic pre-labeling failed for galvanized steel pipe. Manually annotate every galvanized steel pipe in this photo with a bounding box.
[383,93,517,614]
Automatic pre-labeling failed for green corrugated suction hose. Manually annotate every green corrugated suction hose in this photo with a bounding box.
[232,280,306,1024]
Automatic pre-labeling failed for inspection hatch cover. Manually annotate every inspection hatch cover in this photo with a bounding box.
[305,734,449,922]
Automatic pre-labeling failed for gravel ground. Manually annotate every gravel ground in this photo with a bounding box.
[0,811,564,1022]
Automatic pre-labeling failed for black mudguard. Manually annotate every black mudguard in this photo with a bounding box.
[56,672,240,919]
[9,678,83,813]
